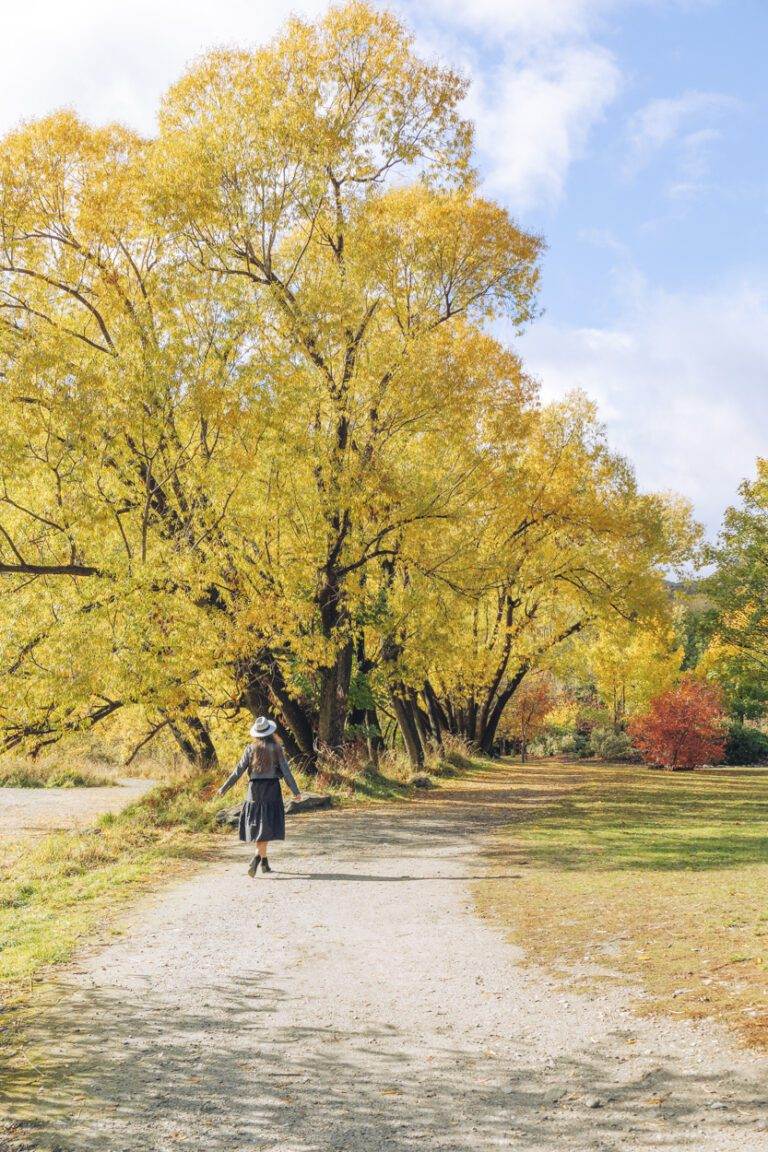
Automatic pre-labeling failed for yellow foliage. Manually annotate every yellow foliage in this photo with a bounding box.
[587,622,684,725]
[0,3,695,765]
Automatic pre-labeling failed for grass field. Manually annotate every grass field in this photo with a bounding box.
[475,760,768,1050]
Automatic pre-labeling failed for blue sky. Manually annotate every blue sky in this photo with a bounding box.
[2,0,766,534]
[531,2,768,323]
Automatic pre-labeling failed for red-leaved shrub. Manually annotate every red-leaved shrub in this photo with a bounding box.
[628,676,726,770]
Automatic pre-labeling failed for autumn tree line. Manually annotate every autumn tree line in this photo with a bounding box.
[0,2,759,776]
[499,460,768,770]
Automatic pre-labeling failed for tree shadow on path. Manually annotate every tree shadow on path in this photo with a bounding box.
[3,977,768,1152]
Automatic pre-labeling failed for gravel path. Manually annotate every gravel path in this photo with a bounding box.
[2,769,767,1151]
[0,779,154,840]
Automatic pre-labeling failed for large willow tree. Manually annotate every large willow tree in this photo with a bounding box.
[0,2,689,769]
[367,394,695,760]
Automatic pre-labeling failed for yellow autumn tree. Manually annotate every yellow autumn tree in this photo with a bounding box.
[0,2,695,771]
[376,395,695,758]
[0,3,542,767]
[586,621,684,729]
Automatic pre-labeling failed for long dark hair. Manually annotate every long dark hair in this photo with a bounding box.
[249,734,279,775]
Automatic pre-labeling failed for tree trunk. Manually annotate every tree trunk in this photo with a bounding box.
[478,666,530,755]
[347,633,378,733]
[456,706,467,739]
[479,619,585,753]
[408,688,432,749]
[476,592,517,742]
[466,697,478,743]
[238,655,316,771]
[318,639,353,750]
[390,688,424,768]
[364,706,384,763]
[166,712,218,770]
[423,681,447,745]
[267,664,316,762]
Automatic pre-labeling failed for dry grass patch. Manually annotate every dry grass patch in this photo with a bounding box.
[475,760,768,1050]
[0,756,118,788]
[310,735,482,801]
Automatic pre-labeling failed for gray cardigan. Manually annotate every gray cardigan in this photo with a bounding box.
[218,740,301,798]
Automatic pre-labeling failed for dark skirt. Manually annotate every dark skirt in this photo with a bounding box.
[238,778,286,843]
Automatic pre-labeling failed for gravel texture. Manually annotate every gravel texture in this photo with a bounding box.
[2,771,767,1151]
[0,779,154,840]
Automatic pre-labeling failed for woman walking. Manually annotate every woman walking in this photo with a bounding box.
[217,716,302,876]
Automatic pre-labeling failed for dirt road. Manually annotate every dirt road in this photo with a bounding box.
[2,767,767,1151]
[0,779,154,841]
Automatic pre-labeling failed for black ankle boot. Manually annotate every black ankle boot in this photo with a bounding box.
[260,857,272,874]
[247,855,260,877]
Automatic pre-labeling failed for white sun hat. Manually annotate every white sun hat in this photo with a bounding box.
[250,715,277,739]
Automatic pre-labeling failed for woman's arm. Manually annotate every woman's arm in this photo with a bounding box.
[277,746,301,797]
[217,747,251,797]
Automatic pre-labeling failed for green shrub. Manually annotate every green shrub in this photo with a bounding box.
[529,725,581,757]
[724,725,768,766]
[564,731,591,757]
[588,726,636,762]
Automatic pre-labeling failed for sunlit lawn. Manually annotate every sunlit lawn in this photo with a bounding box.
[475,760,768,1049]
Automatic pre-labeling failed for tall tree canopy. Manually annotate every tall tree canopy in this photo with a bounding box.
[0,2,692,770]
[698,459,768,723]
[705,460,768,673]
[586,619,683,731]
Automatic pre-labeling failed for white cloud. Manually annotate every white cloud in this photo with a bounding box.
[415,0,612,40]
[625,90,737,192]
[402,0,624,212]
[0,0,326,136]
[467,44,620,210]
[518,279,768,534]
[414,0,715,45]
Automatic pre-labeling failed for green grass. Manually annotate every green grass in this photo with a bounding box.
[475,760,768,1050]
[507,765,768,872]
[0,772,226,1004]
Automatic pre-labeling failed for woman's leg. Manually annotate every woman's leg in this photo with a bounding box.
[248,840,270,876]
[258,839,273,872]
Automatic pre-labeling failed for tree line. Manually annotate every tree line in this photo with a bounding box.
[496,461,768,768]
[0,2,695,773]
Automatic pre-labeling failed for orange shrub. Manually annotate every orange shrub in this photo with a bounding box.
[629,675,726,770]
